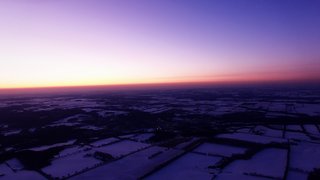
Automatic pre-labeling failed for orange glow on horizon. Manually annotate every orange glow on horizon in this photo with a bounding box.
[1,1,320,90]
[1,70,319,90]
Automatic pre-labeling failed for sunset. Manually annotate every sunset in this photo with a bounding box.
[1,0,319,89]
[0,1,320,180]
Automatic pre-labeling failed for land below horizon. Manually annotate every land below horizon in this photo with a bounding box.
[0,86,320,179]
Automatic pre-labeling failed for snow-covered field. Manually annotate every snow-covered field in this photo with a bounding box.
[29,139,76,151]
[95,140,150,158]
[147,153,221,180]
[97,110,128,117]
[130,133,154,142]
[193,143,247,157]
[48,114,88,127]
[42,151,102,178]
[268,102,287,112]
[285,132,311,141]
[2,129,22,136]
[219,148,287,179]
[286,170,309,180]
[0,170,45,180]
[0,163,45,180]
[295,104,320,116]
[5,158,24,171]
[252,125,283,138]
[71,146,183,180]
[216,133,287,144]
[303,124,320,136]
[1,88,319,180]
[90,137,119,147]
[235,128,252,133]
[289,142,320,173]
[3,125,319,180]
[56,146,85,157]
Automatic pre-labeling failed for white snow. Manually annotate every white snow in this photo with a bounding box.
[193,143,247,157]
[48,98,104,109]
[3,130,21,136]
[285,132,310,141]
[57,114,87,123]
[147,153,221,180]
[119,134,137,139]
[286,170,308,180]
[216,133,287,144]
[252,126,283,138]
[295,104,320,116]
[1,170,46,180]
[29,140,76,151]
[48,114,88,127]
[1,162,44,179]
[56,146,90,157]
[236,128,252,133]
[142,107,170,114]
[71,146,183,180]
[0,163,14,176]
[6,158,24,171]
[289,142,320,173]
[221,148,287,179]
[95,140,150,158]
[303,124,319,135]
[90,137,119,147]
[130,133,154,142]
[42,151,102,179]
[97,110,127,117]
[78,125,104,130]
[82,108,101,112]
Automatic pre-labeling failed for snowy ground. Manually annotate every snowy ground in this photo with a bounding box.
[71,146,184,180]
[0,163,45,180]
[42,151,102,179]
[147,153,221,180]
[56,146,85,157]
[193,143,247,157]
[94,140,150,158]
[303,124,320,136]
[295,104,320,116]
[129,133,154,142]
[5,158,24,171]
[90,137,119,147]
[216,132,287,144]
[2,123,319,180]
[289,142,320,173]
[29,140,76,151]
[285,132,311,141]
[252,125,283,138]
[218,148,287,179]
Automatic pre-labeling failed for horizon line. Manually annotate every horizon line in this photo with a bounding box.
[0,79,319,94]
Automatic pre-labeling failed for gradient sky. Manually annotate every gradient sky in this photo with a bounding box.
[0,0,319,88]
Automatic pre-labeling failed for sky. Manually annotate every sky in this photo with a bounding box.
[0,0,319,89]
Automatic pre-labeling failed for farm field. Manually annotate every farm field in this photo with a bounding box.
[0,87,320,179]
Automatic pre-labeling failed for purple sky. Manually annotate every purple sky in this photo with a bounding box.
[0,0,319,88]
